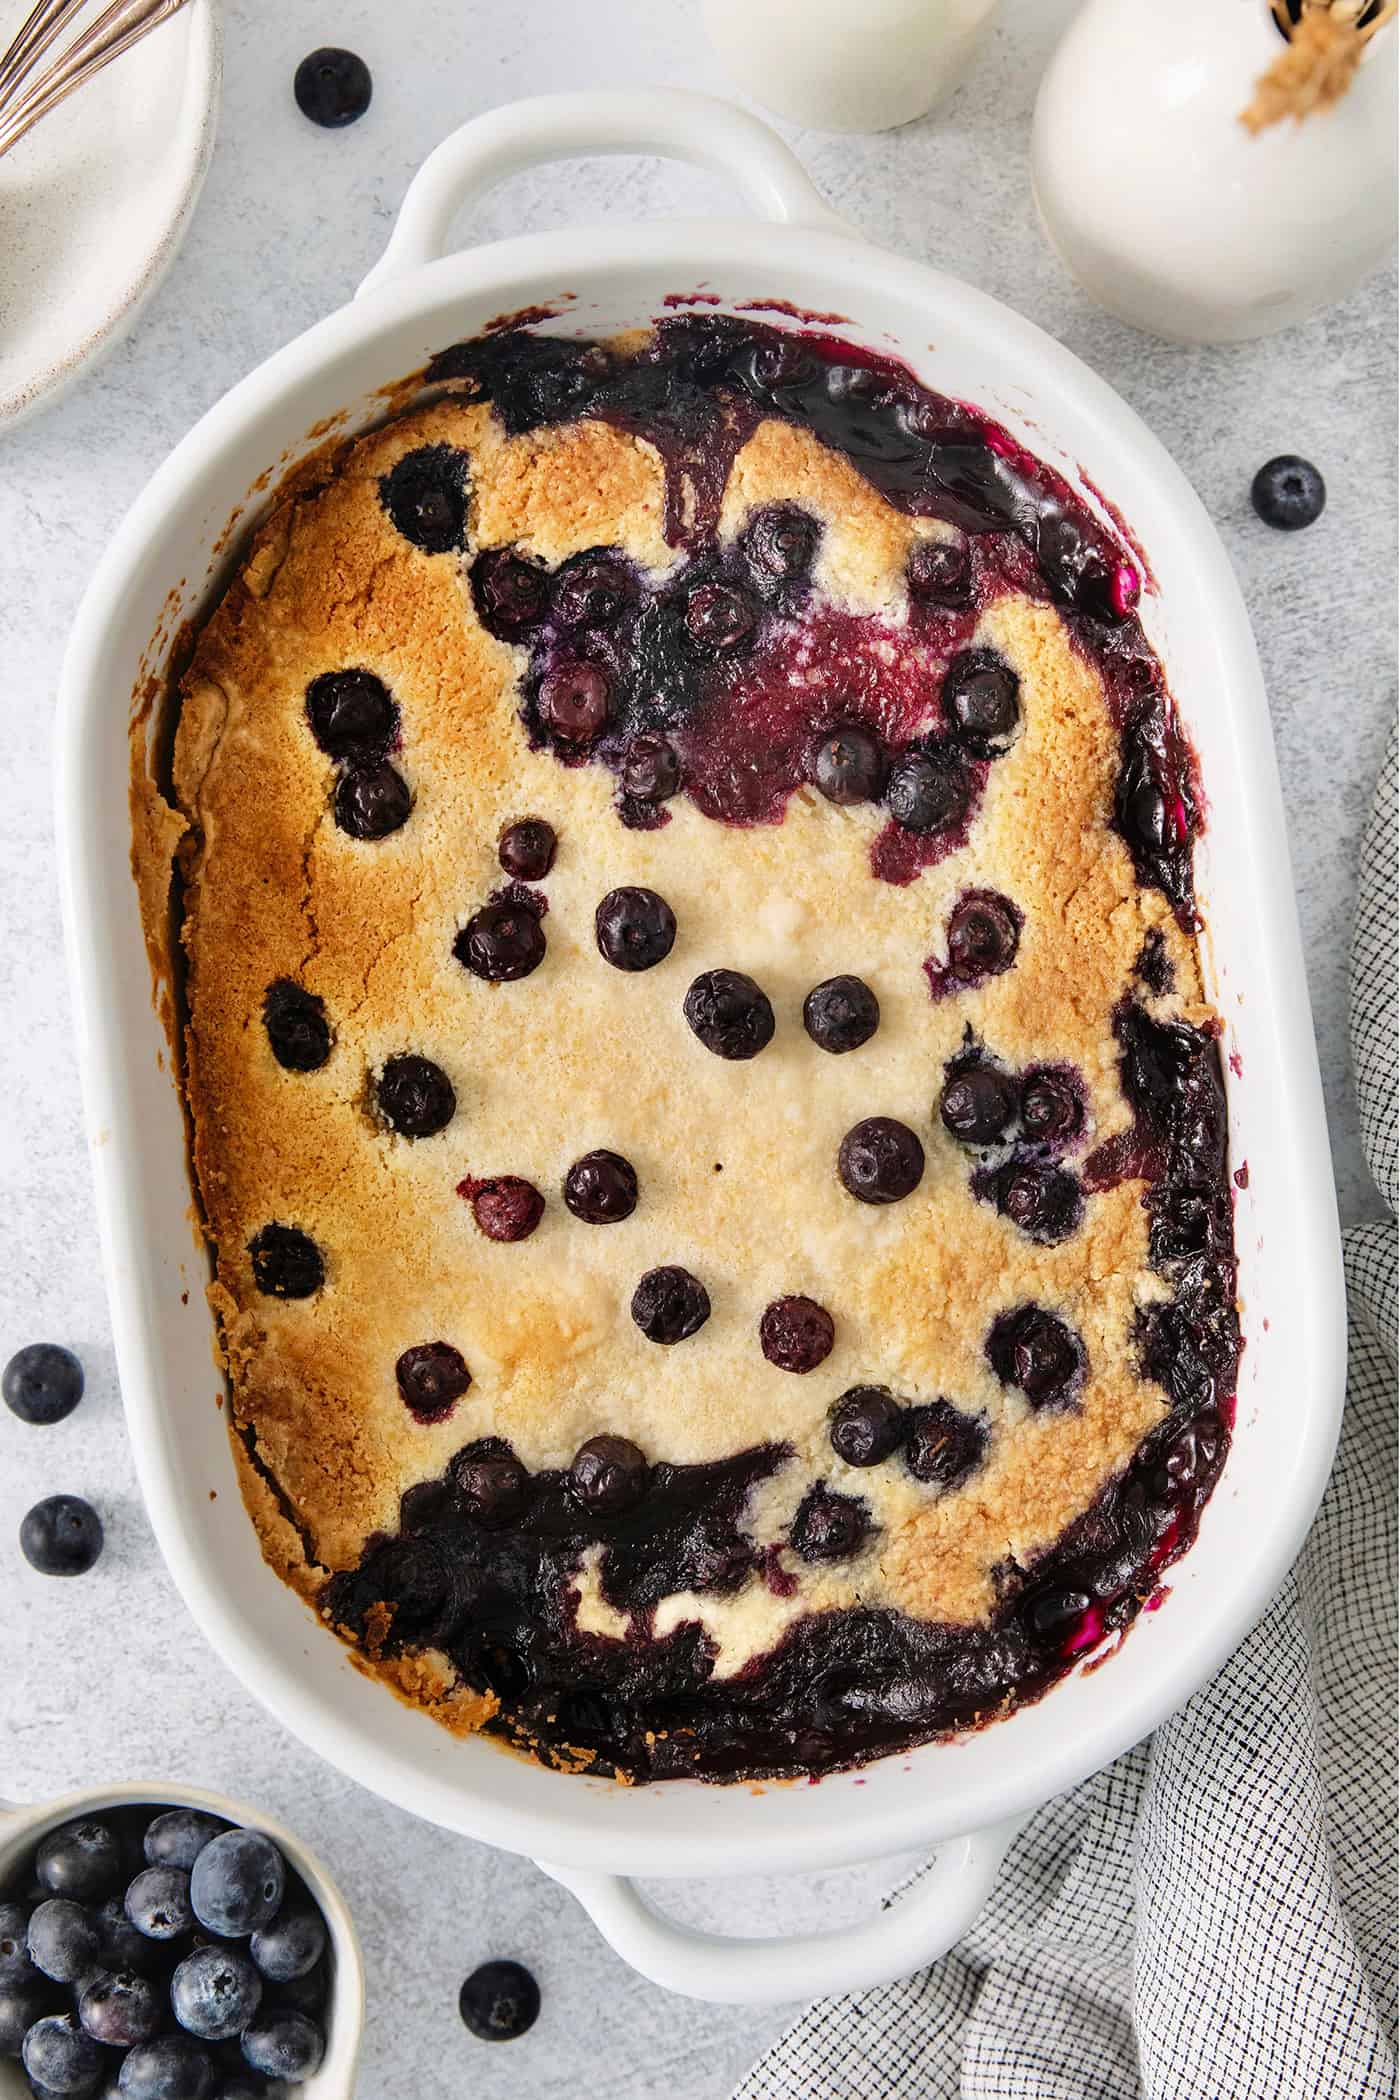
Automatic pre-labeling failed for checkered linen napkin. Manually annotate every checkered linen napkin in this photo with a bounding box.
[737,732,1398,2100]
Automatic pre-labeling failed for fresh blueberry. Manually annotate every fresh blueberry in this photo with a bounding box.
[248,1908,325,1986]
[569,1435,648,1517]
[462,1176,545,1243]
[809,727,885,806]
[118,2034,215,2099]
[92,1896,155,1977]
[1021,1067,1082,1146]
[945,891,1021,983]
[375,1054,456,1138]
[1251,455,1325,532]
[986,1306,1085,1407]
[802,975,879,1054]
[942,649,1020,751]
[551,550,634,628]
[741,504,818,595]
[3,1343,84,1426]
[684,581,754,654]
[760,1296,835,1374]
[594,887,677,972]
[470,549,549,640]
[884,747,969,833]
[683,970,775,1060]
[275,1957,328,2017]
[171,1947,262,2042]
[837,1117,926,1205]
[450,1438,531,1527]
[293,46,371,127]
[261,982,332,1073]
[459,1959,540,2042]
[829,1387,904,1467]
[28,1899,101,1982]
[247,1225,323,1300]
[142,1812,229,1874]
[378,445,469,554]
[189,1834,284,1940]
[990,1162,1084,1244]
[0,1978,47,2054]
[455,898,547,981]
[395,1343,472,1423]
[620,733,682,804]
[21,2012,104,2094]
[498,818,557,881]
[563,1150,638,1224]
[630,1266,711,1345]
[904,1402,987,1489]
[790,1485,869,1562]
[536,660,612,742]
[37,1823,120,1904]
[79,1969,162,2047]
[906,535,971,607]
[239,2010,324,2083]
[20,1497,104,1579]
[0,1902,34,1980]
[303,670,396,761]
[124,1868,193,1943]
[333,761,411,840]
[939,1063,1016,1145]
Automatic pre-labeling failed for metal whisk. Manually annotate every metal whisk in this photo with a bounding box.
[0,0,192,163]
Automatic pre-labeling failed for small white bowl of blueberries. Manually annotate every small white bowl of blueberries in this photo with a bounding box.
[0,1784,363,2099]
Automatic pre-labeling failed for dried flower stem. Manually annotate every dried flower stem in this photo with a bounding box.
[1247,0,1394,132]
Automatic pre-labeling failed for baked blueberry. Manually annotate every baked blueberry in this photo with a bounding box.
[37,1820,121,1902]
[684,581,754,653]
[240,2010,324,2084]
[379,445,469,554]
[375,1054,456,1138]
[1025,1586,1093,1641]
[171,1946,262,2041]
[334,760,411,839]
[28,1898,101,1980]
[552,550,634,628]
[594,887,677,972]
[464,1176,545,1243]
[80,1968,162,2047]
[248,1225,323,1299]
[459,1958,540,2042]
[1251,454,1326,531]
[905,1402,987,1489]
[945,891,1021,983]
[125,1867,193,1941]
[293,46,371,127]
[760,1296,835,1373]
[20,1496,104,1579]
[884,747,969,833]
[809,726,885,806]
[189,1831,284,1938]
[450,1438,530,1526]
[119,2034,215,2099]
[907,535,971,607]
[537,660,611,742]
[395,1343,472,1423]
[563,1150,638,1224]
[620,733,682,804]
[2,1341,84,1426]
[802,975,879,1054]
[262,981,332,1072]
[304,670,396,760]
[991,1162,1084,1244]
[986,1305,1085,1407]
[456,898,547,981]
[143,1811,228,1873]
[21,2013,104,2095]
[470,548,549,639]
[943,649,1020,751]
[1021,1067,1082,1146]
[790,1484,869,1563]
[829,1386,904,1467]
[683,970,775,1060]
[498,818,556,880]
[569,1435,648,1517]
[631,1266,710,1345]
[249,1907,325,1985]
[939,1063,1016,1145]
[838,1117,925,1205]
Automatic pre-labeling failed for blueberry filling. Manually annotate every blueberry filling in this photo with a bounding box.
[907,535,971,607]
[552,549,635,629]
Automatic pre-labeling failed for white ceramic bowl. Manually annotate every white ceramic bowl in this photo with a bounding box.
[0,1781,363,2097]
[55,92,1346,2006]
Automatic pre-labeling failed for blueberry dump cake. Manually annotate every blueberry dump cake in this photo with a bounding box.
[134,313,1241,1783]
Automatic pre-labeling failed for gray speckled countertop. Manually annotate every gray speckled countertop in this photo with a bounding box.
[0,2,1393,2094]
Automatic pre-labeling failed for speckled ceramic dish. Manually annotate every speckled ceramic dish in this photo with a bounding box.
[0,0,220,430]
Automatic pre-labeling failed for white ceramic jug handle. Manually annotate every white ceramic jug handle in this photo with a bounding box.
[358,89,852,298]
[538,1814,1024,2006]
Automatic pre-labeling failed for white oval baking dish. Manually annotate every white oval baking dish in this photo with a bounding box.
[56,92,1346,2007]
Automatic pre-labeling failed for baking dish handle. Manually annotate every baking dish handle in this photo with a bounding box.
[358,88,853,298]
[538,1814,1024,2006]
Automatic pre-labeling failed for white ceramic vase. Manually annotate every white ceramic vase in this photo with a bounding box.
[702,0,1002,133]
[1032,0,1398,343]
